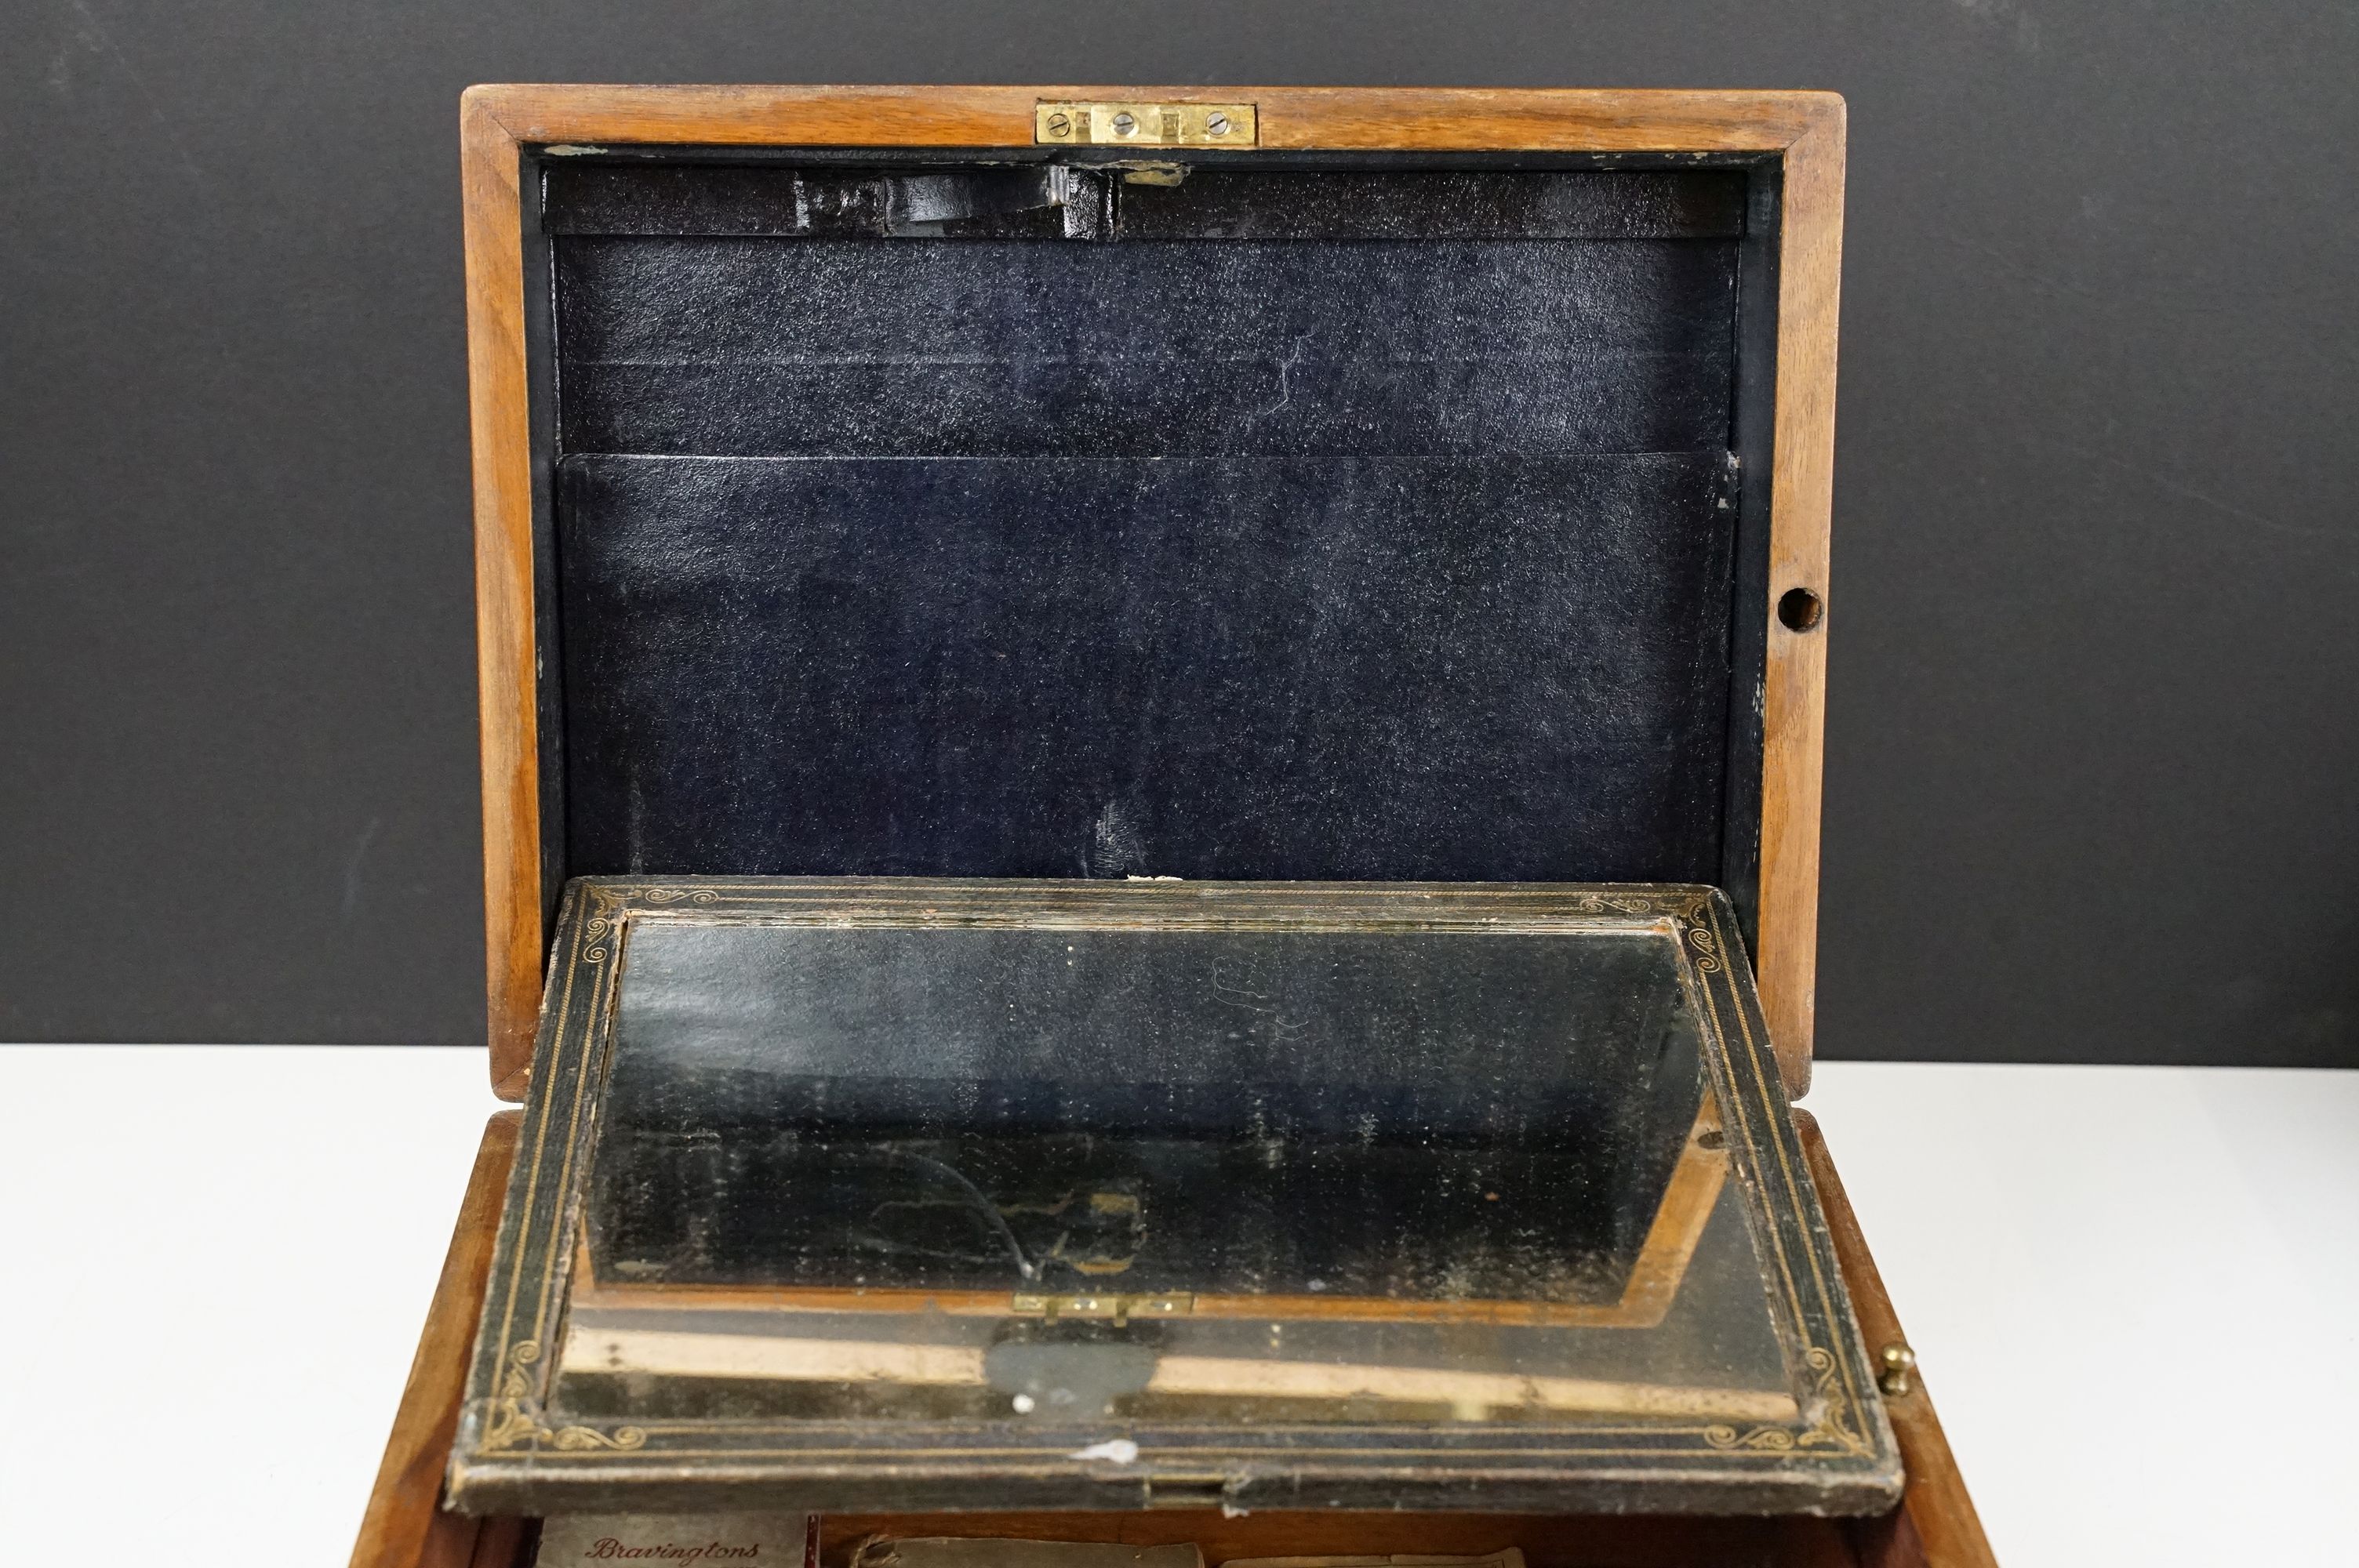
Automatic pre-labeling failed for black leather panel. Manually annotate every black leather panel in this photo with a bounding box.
[1115,168,1747,240]
[556,452,1739,882]
[542,163,1745,241]
[545,165,1110,240]
[554,236,1736,457]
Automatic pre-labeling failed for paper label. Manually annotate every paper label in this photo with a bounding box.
[533,1514,817,1568]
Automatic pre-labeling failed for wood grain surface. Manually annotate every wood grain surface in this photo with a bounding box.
[460,88,542,1101]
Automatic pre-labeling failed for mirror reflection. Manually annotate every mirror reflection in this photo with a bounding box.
[550,923,1794,1428]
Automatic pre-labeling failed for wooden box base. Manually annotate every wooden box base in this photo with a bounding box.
[351,1112,1994,1568]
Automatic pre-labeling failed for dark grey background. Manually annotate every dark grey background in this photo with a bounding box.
[4,2,2354,1065]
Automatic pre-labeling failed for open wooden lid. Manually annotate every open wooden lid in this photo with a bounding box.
[462,86,1844,1099]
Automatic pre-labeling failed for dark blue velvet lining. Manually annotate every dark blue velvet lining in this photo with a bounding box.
[544,165,1748,887]
[556,236,1735,457]
[557,452,1737,881]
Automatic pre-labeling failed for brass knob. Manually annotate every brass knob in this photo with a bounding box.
[1877,1342,1917,1398]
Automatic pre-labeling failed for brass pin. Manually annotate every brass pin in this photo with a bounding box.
[1877,1342,1917,1398]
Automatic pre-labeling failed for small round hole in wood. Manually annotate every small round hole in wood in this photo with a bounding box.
[1778,587,1825,632]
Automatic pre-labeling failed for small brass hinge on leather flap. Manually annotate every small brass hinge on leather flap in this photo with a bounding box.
[1036,101,1258,147]
[1143,1473,1235,1509]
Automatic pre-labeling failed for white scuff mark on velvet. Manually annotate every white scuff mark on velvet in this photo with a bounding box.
[1090,799,1147,876]
[627,773,649,874]
[1249,334,1313,420]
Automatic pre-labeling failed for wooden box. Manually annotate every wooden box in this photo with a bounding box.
[352,85,1996,1568]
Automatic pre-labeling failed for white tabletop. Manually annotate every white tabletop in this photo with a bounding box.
[2,1047,2350,1566]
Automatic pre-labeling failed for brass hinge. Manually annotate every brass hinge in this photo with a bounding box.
[1010,1290,1194,1324]
[1035,101,1257,148]
[1143,1472,1234,1508]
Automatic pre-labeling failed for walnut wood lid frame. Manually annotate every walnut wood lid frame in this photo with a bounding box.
[462,85,1845,1100]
